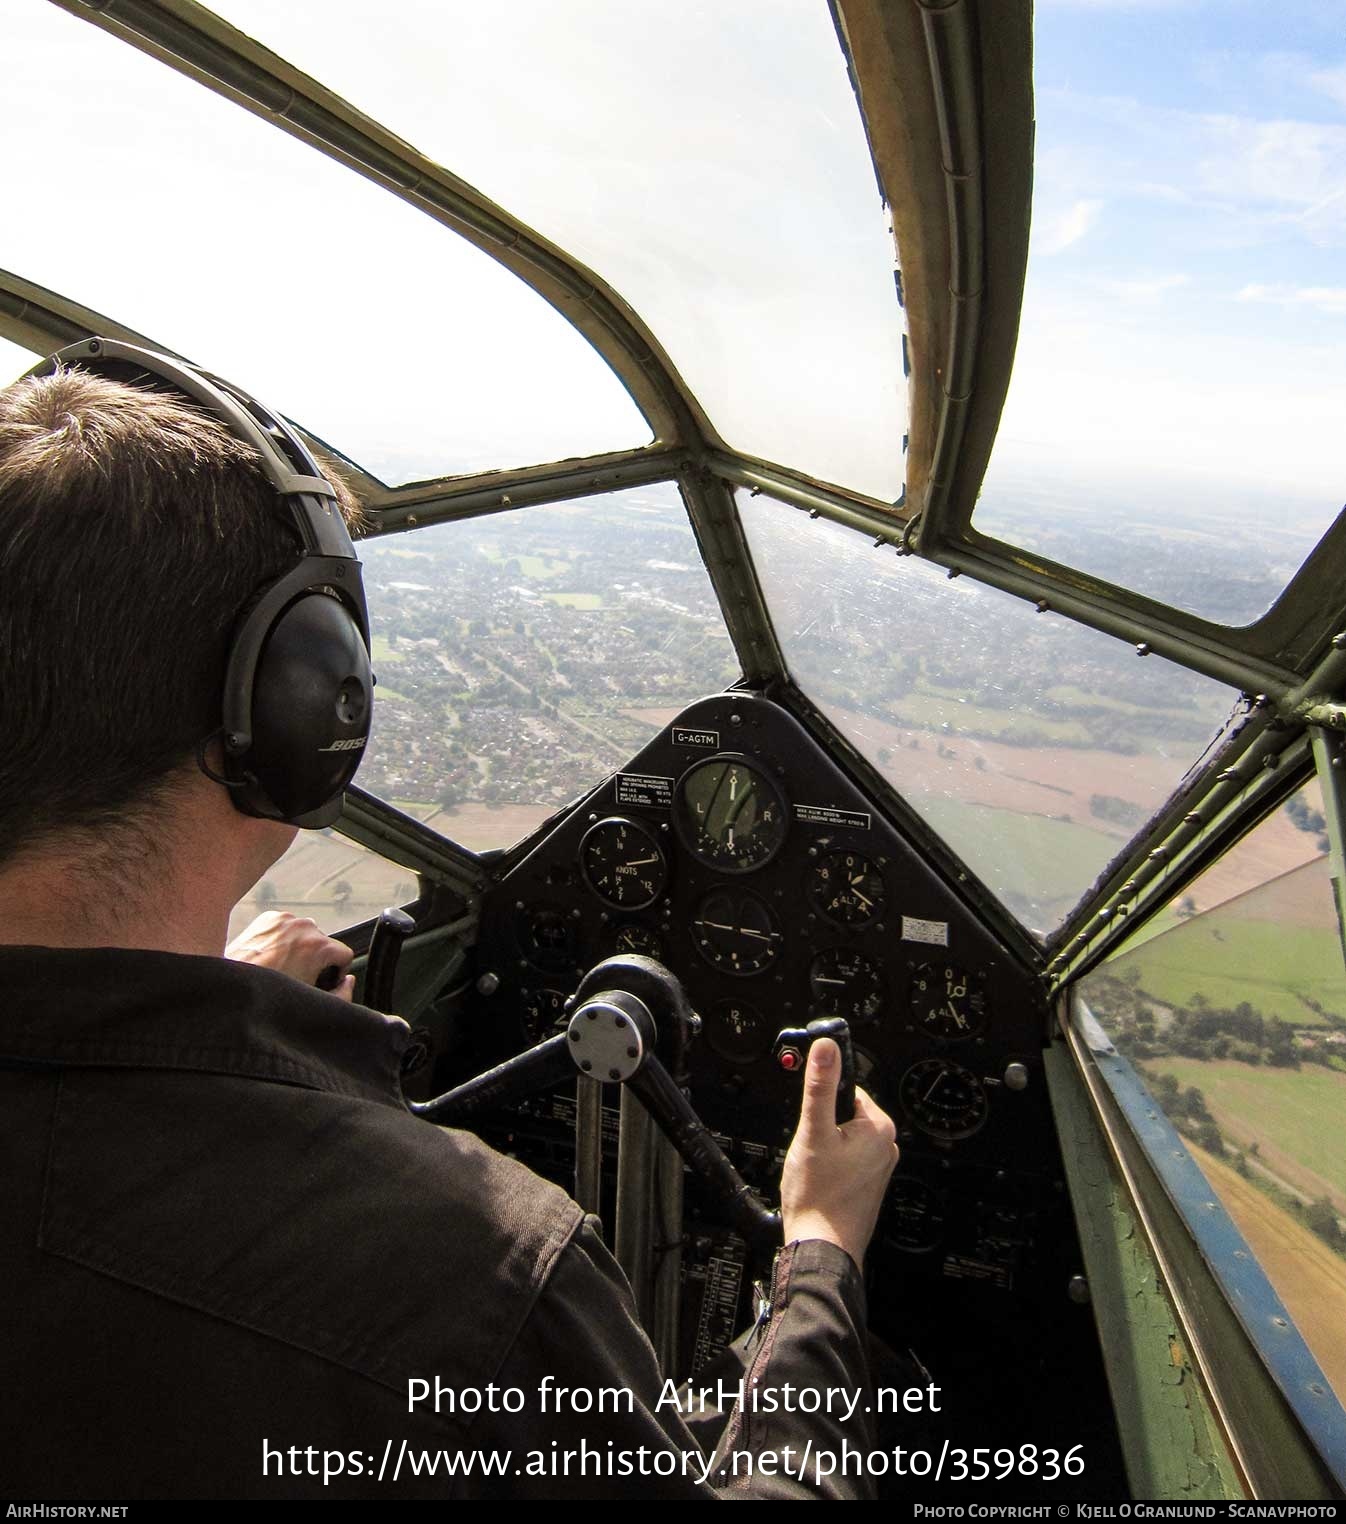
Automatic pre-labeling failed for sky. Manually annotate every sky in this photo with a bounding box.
[1,1,1342,531]
[0,0,904,499]
[992,0,1346,507]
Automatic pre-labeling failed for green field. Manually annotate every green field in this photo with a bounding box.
[916,798,1116,918]
[1112,920,1346,1025]
[478,545,568,579]
[1149,1057,1346,1200]
[1044,684,1193,721]
[371,633,404,664]
[895,692,1093,744]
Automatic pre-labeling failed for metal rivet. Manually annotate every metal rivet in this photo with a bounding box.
[1035,599,1049,613]
[1136,642,1150,656]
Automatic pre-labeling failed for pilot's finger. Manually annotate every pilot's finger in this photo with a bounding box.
[797,1037,841,1139]
[334,974,356,1003]
[308,937,353,983]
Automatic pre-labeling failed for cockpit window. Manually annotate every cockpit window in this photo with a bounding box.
[973,3,1346,626]
[209,0,907,503]
[0,336,36,386]
[2,2,649,487]
[228,831,419,943]
[1081,780,1346,1401]
[739,491,1241,934]
[358,483,738,852]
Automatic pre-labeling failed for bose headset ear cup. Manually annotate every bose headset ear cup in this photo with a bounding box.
[244,592,373,825]
[29,338,375,829]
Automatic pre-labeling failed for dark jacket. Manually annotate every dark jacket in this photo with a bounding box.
[0,946,876,1499]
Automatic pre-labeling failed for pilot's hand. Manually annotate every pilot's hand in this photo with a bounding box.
[225,911,356,1001]
[779,1037,899,1269]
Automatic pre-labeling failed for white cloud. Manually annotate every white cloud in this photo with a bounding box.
[1237,282,1346,315]
[1036,198,1104,255]
[1092,273,1190,302]
[1311,63,1346,111]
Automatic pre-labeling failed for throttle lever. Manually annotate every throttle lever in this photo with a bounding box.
[772,1017,856,1125]
[364,906,416,1013]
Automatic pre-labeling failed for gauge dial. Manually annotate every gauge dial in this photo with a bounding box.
[909,962,987,1041]
[521,988,569,1041]
[517,906,576,973]
[607,923,663,959]
[809,948,885,1025]
[691,889,782,975]
[807,851,886,926]
[674,756,787,873]
[883,1178,946,1254]
[580,816,668,909]
[898,1059,989,1141]
[706,999,773,1065]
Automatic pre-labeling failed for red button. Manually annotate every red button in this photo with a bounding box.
[778,1047,803,1071]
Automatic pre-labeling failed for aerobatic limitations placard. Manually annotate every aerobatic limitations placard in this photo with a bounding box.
[615,773,674,810]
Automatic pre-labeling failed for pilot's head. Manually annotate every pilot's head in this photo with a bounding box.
[0,361,364,891]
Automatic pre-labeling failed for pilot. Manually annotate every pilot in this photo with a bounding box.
[0,354,899,1499]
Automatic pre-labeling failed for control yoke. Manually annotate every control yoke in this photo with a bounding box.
[407,956,857,1246]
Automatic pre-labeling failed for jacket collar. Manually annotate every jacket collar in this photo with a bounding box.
[0,945,411,1107]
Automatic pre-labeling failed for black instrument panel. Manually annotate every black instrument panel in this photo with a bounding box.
[468,692,1065,1291]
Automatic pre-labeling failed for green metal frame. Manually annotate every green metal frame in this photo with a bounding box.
[1044,1038,1241,1500]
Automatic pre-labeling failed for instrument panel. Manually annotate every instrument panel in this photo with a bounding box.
[469,691,1063,1292]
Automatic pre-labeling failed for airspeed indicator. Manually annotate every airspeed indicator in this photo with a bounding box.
[580,816,668,910]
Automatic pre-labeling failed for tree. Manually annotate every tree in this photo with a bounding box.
[332,881,353,913]
[1305,1196,1344,1250]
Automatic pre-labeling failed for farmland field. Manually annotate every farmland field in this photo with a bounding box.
[1148,1058,1346,1208]
[1108,857,1346,1025]
[1187,1141,1346,1402]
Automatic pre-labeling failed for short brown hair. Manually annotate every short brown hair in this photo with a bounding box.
[0,363,361,866]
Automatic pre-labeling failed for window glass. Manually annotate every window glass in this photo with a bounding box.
[213,0,907,502]
[357,484,739,851]
[1,4,649,487]
[1082,782,1346,1402]
[974,5,1346,625]
[0,335,37,385]
[228,832,419,943]
[739,491,1240,933]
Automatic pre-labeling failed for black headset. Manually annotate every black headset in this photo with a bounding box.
[27,337,374,830]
